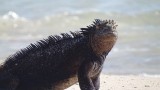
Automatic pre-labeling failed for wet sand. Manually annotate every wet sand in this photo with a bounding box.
[66,74,160,90]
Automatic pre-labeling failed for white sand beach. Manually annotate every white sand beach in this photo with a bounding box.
[66,74,160,90]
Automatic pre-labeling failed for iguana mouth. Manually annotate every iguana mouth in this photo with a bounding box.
[106,30,117,36]
[99,28,117,39]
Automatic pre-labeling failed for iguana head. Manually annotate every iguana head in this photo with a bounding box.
[81,19,118,55]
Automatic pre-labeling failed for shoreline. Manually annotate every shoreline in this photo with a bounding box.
[66,74,160,90]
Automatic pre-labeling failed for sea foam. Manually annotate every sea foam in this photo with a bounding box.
[2,11,27,21]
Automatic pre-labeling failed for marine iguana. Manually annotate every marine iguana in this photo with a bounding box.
[0,19,118,90]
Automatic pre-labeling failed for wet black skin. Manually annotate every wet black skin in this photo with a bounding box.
[0,19,117,90]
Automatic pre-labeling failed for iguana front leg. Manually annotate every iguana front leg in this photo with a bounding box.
[92,73,100,90]
[78,61,96,90]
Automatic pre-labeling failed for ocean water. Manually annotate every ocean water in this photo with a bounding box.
[0,0,160,75]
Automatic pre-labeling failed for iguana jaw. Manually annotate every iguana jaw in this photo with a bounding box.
[90,32,117,56]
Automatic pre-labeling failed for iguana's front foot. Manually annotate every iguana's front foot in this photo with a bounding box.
[78,60,101,90]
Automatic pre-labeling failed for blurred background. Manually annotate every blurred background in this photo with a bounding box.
[0,0,160,75]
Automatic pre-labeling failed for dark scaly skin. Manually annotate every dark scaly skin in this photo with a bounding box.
[0,19,118,90]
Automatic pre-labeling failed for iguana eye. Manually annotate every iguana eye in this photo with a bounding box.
[104,27,109,30]
[101,26,109,32]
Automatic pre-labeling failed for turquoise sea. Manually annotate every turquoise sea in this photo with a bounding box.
[0,0,160,75]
